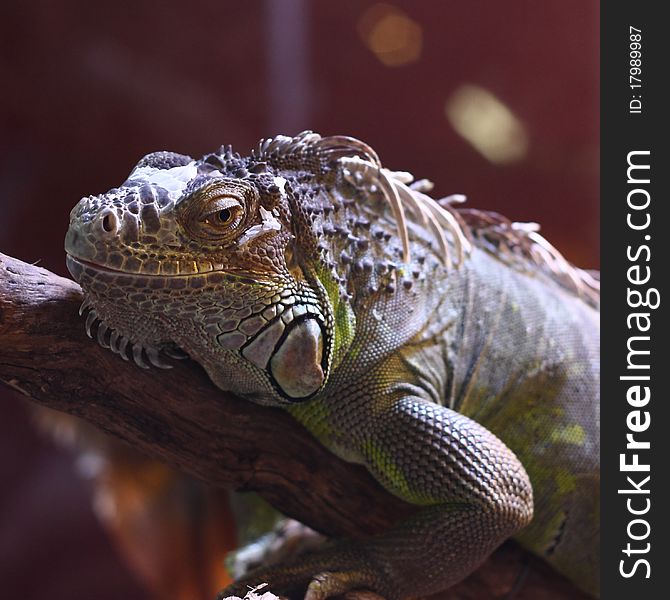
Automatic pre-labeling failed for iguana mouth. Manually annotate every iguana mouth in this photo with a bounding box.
[66,255,134,276]
[66,254,203,281]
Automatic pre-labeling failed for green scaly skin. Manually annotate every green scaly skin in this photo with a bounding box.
[64,132,599,598]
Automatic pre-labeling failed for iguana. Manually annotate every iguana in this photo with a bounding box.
[64,132,600,599]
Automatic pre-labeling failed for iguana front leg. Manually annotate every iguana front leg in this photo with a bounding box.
[220,396,533,599]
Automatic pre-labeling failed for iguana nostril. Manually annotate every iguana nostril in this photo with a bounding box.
[101,212,117,233]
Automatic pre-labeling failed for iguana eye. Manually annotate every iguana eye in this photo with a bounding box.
[214,209,232,224]
[178,178,258,244]
[199,197,243,229]
[187,196,244,241]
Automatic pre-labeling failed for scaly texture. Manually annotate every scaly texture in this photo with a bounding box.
[64,132,600,598]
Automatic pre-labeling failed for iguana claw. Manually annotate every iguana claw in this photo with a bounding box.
[304,571,374,600]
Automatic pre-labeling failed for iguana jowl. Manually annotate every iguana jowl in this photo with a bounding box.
[64,132,600,599]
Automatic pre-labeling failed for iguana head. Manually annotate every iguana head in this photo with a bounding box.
[64,133,370,405]
[65,131,473,405]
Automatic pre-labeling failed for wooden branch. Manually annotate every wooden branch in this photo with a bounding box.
[0,252,591,599]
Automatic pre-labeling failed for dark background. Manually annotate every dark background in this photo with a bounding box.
[0,1,598,598]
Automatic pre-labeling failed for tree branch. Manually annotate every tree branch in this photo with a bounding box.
[0,252,591,599]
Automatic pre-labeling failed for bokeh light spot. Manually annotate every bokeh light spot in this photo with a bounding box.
[445,84,529,164]
[357,3,423,67]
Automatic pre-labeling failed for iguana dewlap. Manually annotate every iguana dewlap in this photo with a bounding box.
[65,132,600,599]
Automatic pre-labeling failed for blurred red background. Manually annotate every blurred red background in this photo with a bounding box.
[0,1,598,598]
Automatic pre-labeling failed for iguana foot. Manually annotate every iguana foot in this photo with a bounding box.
[227,519,326,580]
[304,571,377,600]
[217,544,385,600]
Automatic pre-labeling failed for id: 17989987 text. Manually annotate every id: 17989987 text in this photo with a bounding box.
[629,26,643,114]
